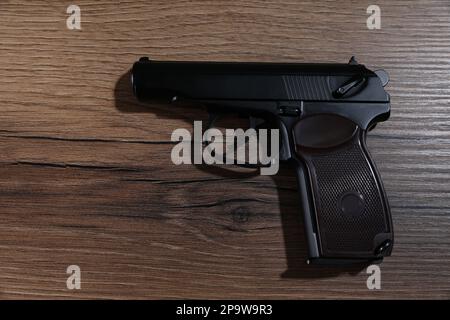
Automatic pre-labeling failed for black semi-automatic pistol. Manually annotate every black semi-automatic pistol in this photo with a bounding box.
[131,56,393,265]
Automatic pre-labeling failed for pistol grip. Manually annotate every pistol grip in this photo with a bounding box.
[294,128,393,264]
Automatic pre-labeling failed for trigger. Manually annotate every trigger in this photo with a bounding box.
[206,111,222,130]
[249,116,267,130]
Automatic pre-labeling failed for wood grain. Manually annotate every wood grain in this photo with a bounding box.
[0,0,449,299]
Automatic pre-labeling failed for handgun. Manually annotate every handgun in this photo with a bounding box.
[131,56,393,265]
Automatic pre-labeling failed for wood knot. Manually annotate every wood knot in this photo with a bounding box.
[232,207,249,223]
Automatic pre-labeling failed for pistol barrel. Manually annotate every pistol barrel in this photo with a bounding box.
[131,57,388,103]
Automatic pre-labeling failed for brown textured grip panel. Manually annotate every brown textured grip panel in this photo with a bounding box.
[297,129,393,259]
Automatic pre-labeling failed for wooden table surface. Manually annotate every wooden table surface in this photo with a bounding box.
[0,0,449,299]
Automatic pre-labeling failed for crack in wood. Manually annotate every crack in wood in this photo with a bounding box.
[0,134,174,145]
[11,160,141,172]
